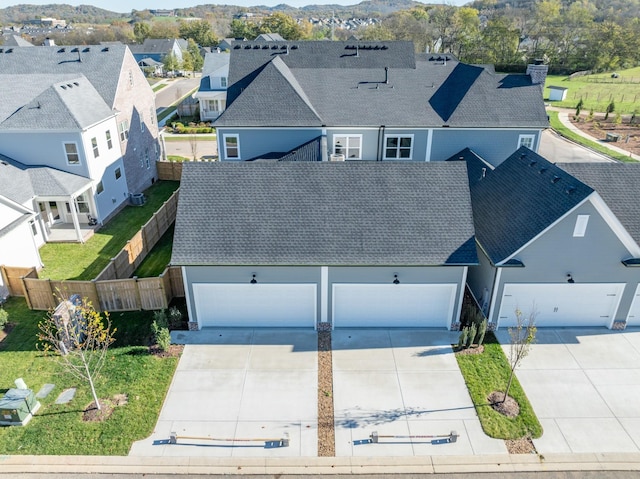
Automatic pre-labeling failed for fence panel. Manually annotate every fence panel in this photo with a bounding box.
[22,278,56,310]
[1,266,37,297]
[156,161,182,181]
[94,260,117,282]
[96,280,140,311]
[168,266,184,298]
[138,277,168,310]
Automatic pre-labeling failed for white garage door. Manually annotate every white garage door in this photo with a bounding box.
[498,283,625,328]
[193,283,317,328]
[332,283,457,328]
[626,285,640,327]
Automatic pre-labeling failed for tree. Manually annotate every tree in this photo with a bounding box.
[190,134,199,161]
[163,51,180,74]
[179,19,217,47]
[37,297,116,411]
[258,12,306,40]
[187,38,203,72]
[133,21,151,44]
[181,50,194,75]
[502,306,537,404]
[229,18,259,39]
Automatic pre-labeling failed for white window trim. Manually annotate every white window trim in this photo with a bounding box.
[106,130,113,149]
[221,76,227,88]
[333,134,363,160]
[63,142,80,165]
[223,134,240,159]
[573,214,589,237]
[518,134,536,150]
[119,120,129,142]
[91,137,99,158]
[383,134,414,160]
[96,181,104,194]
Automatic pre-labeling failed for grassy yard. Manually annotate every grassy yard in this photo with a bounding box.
[38,181,179,281]
[152,83,167,92]
[133,225,174,278]
[547,111,635,163]
[163,135,217,142]
[545,66,640,114]
[455,332,543,440]
[0,297,178,455]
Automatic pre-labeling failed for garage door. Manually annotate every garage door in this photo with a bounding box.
[498,283,625,328]
[332,283,457,328]
[626,284,640,327]
[193,283,317,328]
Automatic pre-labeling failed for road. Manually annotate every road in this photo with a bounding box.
[538,129,615,163]
[154,76,200,111]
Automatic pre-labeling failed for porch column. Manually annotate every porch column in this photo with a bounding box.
[70,196,84,244]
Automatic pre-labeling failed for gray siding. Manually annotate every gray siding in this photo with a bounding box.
[430,129,541,164]
[217,128,320,161]
[488,200,640,324]
[466,244,496,316]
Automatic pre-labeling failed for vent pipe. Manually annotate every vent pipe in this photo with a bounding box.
[384,67,389,84]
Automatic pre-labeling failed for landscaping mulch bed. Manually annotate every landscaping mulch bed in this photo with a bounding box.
[506,436,537,454]
[82,394,128,422]
[149,344,184,358]
[0,322,14,346]
[317,331,335,456]
[570,114,640,157]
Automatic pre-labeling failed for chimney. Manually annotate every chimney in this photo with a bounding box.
[43,37,56,46]
[526,59,548,85]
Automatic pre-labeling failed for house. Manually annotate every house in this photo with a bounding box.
[254,33,285,42]
[213,41,549,164]
[2,34,34,47]
[0,44,160,241]
[172,161,477,330]
[464,147,640,329]
[217,38,245,52]
[129,38,188,68]
[193,51,230,121]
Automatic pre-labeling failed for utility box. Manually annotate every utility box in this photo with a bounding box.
[0,388,41,426]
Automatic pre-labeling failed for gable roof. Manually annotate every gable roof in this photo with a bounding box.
[3,34,34,47]
[216,41,548,129]
[560,163,640,247]
[468,147,594,264]
[0,44,130,109]
[0,154,92,205]
[255,33,286,41]
[129,38,187,55]
[172,162,477,267]
[198,52,230,92]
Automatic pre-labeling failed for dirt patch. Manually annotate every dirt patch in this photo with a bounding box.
[488,391,520,418]
[506,436,537,454]
[455,345,485,355]
[318,331,335,456]
[82,394,128,422]
[569,114,640,157]
[0,322,14,346]
[149,344,184,358]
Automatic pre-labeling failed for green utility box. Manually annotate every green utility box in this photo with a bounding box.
[0,388,41,426]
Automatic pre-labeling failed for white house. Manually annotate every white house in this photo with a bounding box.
[193,51,230,121]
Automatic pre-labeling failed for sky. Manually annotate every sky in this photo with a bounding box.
[3,0,468,14]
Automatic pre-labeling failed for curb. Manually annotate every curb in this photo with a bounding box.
[1,453,640,474]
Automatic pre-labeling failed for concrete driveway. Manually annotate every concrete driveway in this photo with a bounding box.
[332,329,506,456]
[495,328,640,454]
[538,129,614,163]
[130,329,317,457]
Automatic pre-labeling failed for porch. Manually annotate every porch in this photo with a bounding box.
[46,223,97,243]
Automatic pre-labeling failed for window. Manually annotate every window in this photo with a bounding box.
[573,215,589,237]
[96,181,104,194]
[115,167,121,180]
[145,148,150,169]
[518,134,535,150]
[221,76,227,88]
[119,120,129,141]
[205,99,225,111]
[334,135,362,160]
[105,130,113,149]
[384,135,413,159]
[64,142,79,164]
[76,194,90,214]
[91,137,99,158]
[223,134,240,159]
[29,220,37,236]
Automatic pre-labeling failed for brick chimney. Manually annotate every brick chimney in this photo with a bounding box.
[526,59,548,85]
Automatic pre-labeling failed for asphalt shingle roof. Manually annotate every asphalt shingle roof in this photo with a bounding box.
[560,162,640,247]
[216,41,548,128]
[468,147,594,265]
[172,161,477,266]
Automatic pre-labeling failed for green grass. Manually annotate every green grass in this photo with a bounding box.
[166,155,190,162]
[0,297,178,455]
[545,66,640,114]
[152,83,167,92]
[157,107,176,123]
[38,181,180,281]
[163,135,216,142]
[133,225,174,278]
[455,332,543,440]
[547,111,636,163]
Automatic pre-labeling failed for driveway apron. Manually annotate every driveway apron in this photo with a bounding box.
[129,329,317,457]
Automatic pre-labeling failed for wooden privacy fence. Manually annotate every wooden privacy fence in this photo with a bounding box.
[2,189,185,312]
[156,161,183,181]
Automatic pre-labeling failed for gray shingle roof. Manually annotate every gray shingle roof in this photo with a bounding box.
[247,136,322,162]
[216,41,548,128]
[198,52,230,92]
[0,154,92,205]
[469,147,594,264]
[559,162,640,247]
[0,44,129,109]
[129,38,187,55]
[172,161,477,266]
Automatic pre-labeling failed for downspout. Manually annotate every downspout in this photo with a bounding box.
[377,125,385,161]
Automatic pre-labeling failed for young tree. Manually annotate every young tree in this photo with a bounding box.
[133,22,151,44]
[502,306,537,403]
[187,38,203,72]
[37,297,116,411]
[190,134,198,161]
[163,52,180,74]
[179,19,217,47]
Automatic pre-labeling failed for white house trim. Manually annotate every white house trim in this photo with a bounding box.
[455,266,468,326]
[487,266,502,324]
[320,266,328,323]
[182,266,196,329]
[425,128,433,161]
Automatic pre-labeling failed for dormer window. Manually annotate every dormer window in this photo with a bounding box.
[221,77,227,88]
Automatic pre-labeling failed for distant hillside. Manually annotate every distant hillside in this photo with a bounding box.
[0,4,127,24]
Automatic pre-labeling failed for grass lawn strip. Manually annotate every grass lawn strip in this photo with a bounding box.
[133,225,174,278]
[455,332,542,440]
[163,135,216,142]
[38,181,179,281]
[0,297,178,455]
[547,111,635,163]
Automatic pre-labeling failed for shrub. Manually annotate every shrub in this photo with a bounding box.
[0,308,8,329]
[588,108,594,121]
[458,327,469,349]
[156,327,171,352]
[168,307,183,329]
[477,319,487,346]
[153,310,168,329]
[605,101,615,120]
[467,323,477,348]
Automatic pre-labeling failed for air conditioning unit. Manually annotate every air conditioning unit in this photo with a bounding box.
[130,193,146,206]
[329,154,345,162]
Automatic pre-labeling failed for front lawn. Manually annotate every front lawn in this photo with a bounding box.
[455,332,543,440]
[0,297,178,455]
[133,225,174,278]
[38,181,179,281]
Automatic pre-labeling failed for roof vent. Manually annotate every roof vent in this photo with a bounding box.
[0,49,3,53]
[539,167,547,174]
[73,81,79,86]
[71,47,79,52]
[83,47,90,52]
[280,45,287,50]
[58,47,66,52]
[566,186,576,194]
[271,45,278,50]
[102,47,109,52]
[253,44,260,49]
[1,161,7,166]
[60,85,67,90]
[5,48,12,53]
[291,45,298,49]
[244,45,251,49]
[529,160,537,166]
[551,175,561,183]
[262,45,269,49]
[234,45,241,49]
[381,45,388,50]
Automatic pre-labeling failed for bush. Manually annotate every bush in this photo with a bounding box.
[168,307,183,329]
[153,310,168,330]
[458,327,469,349]
[156,327,171,352]
[477,319,487,346]
[0,308,8,329]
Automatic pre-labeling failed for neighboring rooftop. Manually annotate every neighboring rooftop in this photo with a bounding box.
[172,161,477,266]
[129,38,187,55]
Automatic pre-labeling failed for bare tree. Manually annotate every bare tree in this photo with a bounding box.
[190,134,198,161]
[502,305,537,403]
[37,296,116,410]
